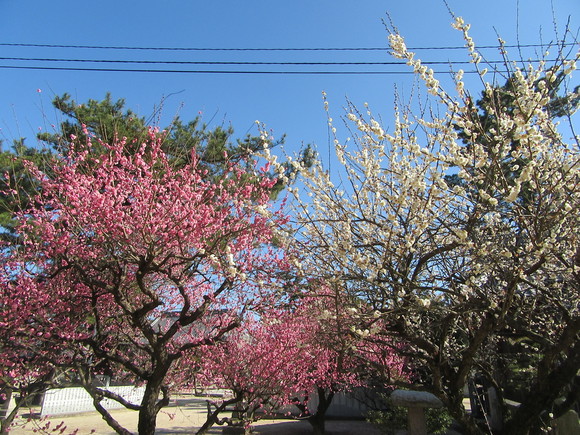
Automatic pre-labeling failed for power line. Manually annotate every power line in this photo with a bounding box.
[1,42,572,75]
[0,65,512,75]
[0,56,556,66]
[0,42,575,51]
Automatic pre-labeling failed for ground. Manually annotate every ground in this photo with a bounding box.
[7,395,384,434]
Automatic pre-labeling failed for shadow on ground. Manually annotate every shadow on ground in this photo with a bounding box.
[155,418,382,435]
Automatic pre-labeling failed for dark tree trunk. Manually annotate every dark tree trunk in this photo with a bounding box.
[196,394,243,435]
[0,389,17,435]
[137,378,164,435]
[307,387,335,435]
[1,387,52,435]
[502,340,580,435]
[446,397,487,435]
[92,396,133,435]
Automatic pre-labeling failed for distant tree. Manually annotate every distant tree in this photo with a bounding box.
[1,92,311,234]
[37,93,312,193]
[194,288,407,435]
[194,309,318,435]
[0,139,52,241]
[38,93,149,153]
[289,284,408,435]
[449,62,580,202]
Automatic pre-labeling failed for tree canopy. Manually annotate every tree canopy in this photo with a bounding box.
[1,129,292,435]
[0,139,52,239]
[38,93,287,176]
[1,93,312,240]
[284,16,579,435]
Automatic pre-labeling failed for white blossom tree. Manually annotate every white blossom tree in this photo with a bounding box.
[275,17,579,435]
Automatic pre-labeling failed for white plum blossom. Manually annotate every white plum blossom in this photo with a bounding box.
[284,16,580,435]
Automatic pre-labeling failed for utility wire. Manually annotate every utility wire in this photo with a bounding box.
[0,56,556,66]
[0,65,514,74]
[1,42,572,75]
[0,42,575,51]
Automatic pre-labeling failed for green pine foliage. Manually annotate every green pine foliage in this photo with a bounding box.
[2,93,312,235]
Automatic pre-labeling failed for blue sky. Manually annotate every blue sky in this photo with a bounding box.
[0,0,577,162]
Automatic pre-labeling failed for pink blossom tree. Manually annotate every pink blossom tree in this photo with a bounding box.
[192,282,408,435]
[194,309,319,434]
[0,128,291,435]
[289,286,408,435]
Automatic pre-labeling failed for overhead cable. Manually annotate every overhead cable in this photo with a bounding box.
[0,42,575,51]
[0,65,515,75]
[0,56,556,66]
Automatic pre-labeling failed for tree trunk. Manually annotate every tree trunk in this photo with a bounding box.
[92,396,132,435]
[1,389,47,435]
[503,339,580,435]
[196,395,242,435]
[307,387,335,435]
[0,389,18,435]
[137,380,163,435]
[309,413,326,435]
[446,398,487,435]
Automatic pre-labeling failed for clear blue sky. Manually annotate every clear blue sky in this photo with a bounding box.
[0,0,577,160]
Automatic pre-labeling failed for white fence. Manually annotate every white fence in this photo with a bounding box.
[276,390,371,418]
[325,391,370,417]
[41,386,145,416]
